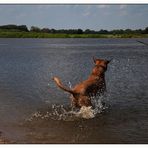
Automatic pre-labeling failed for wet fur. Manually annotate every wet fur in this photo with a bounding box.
[53,57,110,108]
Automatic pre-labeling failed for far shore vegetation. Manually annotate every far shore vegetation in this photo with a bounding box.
[0,24,148,38]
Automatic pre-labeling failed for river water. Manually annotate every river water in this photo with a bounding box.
[0,38,148,143]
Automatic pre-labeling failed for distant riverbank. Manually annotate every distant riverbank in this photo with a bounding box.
[0,24,148,38]
[0,31,148,38]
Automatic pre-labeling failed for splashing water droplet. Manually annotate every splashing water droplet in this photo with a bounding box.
[68,81,72,89]
[26,95,108,121]
[75,106,95,119]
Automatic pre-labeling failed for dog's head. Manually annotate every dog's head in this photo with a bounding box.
[93,57,112,71]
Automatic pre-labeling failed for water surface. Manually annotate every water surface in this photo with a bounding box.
[0,38,148,143]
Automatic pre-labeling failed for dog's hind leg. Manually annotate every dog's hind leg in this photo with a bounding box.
[79,96,92,107]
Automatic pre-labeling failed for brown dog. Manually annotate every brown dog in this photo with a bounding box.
[53,57,111,108]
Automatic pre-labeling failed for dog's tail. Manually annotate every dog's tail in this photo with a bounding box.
[53,77,75,95]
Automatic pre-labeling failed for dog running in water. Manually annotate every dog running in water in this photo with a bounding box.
[53,57,111,108]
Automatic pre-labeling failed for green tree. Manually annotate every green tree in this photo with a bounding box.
[18,25,29,32]
[77,29,83,34]
[41,28,51,33]
[30,26,41,32]
[51,29,56,33]
[99,29,109,34]
[143,27,148,34]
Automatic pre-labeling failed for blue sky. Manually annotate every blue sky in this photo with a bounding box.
[0,5,148,30]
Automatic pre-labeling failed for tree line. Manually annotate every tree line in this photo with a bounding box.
[0,24,148,34]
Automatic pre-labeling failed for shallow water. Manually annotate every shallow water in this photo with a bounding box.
[0,38,148,143]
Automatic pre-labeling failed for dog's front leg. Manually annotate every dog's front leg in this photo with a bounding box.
[70,95,77,108]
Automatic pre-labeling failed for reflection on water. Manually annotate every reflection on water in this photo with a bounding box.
[0,38,148,143]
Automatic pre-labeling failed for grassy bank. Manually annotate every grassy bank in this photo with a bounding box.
[0,31,148,38]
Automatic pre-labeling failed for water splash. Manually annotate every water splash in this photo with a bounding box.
[68,81,72,89]
[75,106,95,119]
[27,96,108,121]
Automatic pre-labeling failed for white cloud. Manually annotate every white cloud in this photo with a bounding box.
[119,5,127,9]
[119,5,128,16]
[96,5,110,9]
[82,5,92,17]
[82,11,90,16]
[120,10,128,16]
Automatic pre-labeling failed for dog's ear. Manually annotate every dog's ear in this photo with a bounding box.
[106,60,110,64]
[93,56,96,63]
[106,59,113,64]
